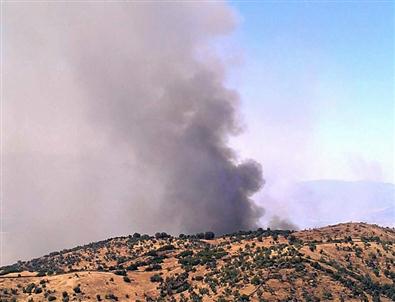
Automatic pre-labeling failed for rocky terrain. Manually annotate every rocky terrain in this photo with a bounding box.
[1,223,395,302]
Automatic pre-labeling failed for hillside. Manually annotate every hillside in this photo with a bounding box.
[1,223,395,301]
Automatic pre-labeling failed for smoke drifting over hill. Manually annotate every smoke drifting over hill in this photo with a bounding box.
[268,216,299,231]
[3,2,263,264]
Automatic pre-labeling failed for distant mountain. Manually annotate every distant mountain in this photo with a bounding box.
[287,180,395,229]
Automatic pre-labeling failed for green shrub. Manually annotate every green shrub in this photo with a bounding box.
[150,274,163,282]
[123,276,131,283]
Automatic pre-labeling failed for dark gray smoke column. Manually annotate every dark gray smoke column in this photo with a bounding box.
[4,2,263,264]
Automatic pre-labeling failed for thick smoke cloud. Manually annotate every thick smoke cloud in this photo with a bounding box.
[3,2,263,264]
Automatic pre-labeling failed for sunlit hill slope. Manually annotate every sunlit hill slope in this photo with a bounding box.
[1,223,395,301]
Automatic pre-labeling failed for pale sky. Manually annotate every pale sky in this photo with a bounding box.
[228,1,394,184]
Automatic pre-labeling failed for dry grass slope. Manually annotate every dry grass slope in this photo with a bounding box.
[1,223,395,302]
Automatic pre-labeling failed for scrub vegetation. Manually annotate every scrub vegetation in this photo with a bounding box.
[1,223,395,301]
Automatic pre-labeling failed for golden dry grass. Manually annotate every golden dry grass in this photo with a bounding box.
[1,222,394,302]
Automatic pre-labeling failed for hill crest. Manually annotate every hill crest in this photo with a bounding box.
[1,222,395,301]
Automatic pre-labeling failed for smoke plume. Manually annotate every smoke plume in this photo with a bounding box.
[3,2,263,265]
[268,216,299,231]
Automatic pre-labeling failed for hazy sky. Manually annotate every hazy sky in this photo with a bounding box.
[219,1,395,223]
[228,1,394,184]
